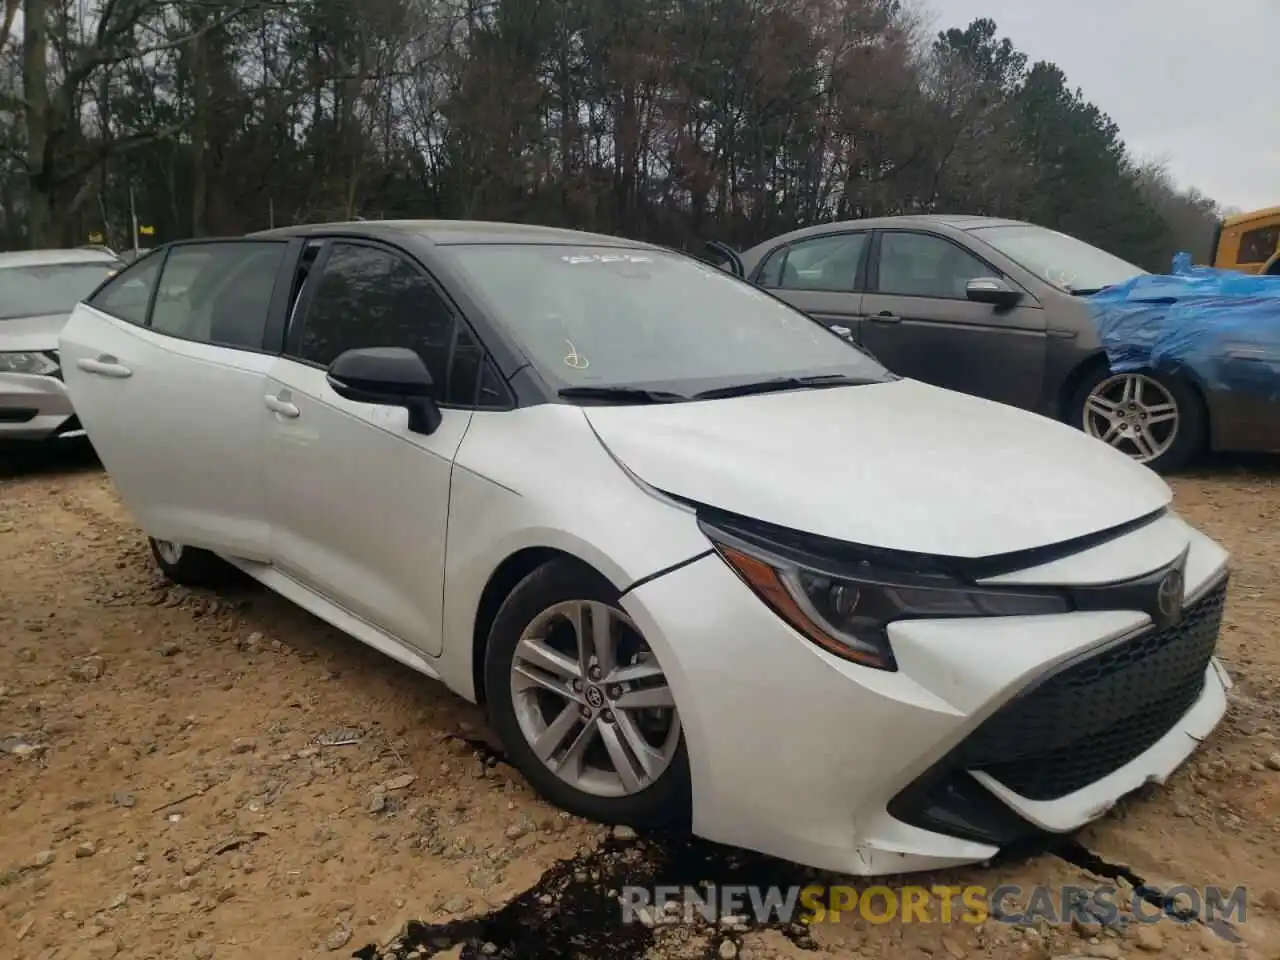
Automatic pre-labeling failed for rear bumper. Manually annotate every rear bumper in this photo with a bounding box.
[0,371,78,440]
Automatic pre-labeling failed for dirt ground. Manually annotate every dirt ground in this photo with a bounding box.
[2,446,1279,960]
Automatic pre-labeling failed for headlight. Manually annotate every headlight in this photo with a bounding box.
[701,519,1069,671]
[0,352,59,376]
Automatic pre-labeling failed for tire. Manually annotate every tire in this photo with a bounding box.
[484,558,691,829]
[148,537,230,587]
[1068,366,1206,473]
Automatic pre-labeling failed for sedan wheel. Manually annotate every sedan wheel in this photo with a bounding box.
[510,599,681,798]
[147,536,229,587]
[1082,373,1179,464]
[153,539,184,565]
[485,558,691,827]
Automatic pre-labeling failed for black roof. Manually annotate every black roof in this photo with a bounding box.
[250,219,658,248]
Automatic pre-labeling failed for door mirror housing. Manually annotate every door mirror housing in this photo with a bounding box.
[965,276,1022,307]
[326,346,442,435]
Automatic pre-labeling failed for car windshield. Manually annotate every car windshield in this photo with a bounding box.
[970,224,1145,294]
[0,260,120,320]
[442,244,891,396]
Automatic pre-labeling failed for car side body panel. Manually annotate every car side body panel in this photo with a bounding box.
[261,357,473,658]
[435,403,713,702]
[59,304,277,559]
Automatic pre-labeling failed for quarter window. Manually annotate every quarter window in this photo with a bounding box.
[150,242,286,349]
[759,234,867,292]
[86,253,163,326]
[1237,226,1280,265]
[294,242,504,408]
[876,232,991,299]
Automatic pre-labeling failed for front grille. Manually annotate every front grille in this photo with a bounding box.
[959,577,1228,801]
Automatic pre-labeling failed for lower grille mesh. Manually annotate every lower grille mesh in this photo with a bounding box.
[960,578,1228,801]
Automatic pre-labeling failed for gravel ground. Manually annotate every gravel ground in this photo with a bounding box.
[1,444,1279,960]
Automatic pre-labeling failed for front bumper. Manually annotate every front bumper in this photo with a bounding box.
[0,366,79,440]
[621,513,1230,876]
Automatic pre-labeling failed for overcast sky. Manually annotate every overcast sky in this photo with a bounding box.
[931,0,1275,212]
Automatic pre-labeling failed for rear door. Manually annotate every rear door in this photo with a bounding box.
[751,231,868,342]
[59,239,298,560]
[262,238,498,657]
[860,229,1047,410]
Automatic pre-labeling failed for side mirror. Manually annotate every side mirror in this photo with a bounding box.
[965,276,1022,307]
[705,240,745,278]
[327,346,442,435]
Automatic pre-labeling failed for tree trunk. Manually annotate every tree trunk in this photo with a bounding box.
[22,0,54,246]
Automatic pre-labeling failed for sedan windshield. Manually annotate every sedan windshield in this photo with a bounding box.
[442,244,891,397]
[970,224,1145,294]
[0,260,120,319]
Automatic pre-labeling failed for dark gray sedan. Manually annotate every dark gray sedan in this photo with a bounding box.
[714,214,1277,473]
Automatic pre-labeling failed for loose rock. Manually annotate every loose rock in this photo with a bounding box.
[1133,925,1163,951]
[325,927,352,951]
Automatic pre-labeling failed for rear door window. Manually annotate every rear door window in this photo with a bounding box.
[149,242,288,350]
[85,255,163,325]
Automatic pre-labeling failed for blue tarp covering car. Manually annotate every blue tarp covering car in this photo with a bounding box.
[1090,253,1280,402]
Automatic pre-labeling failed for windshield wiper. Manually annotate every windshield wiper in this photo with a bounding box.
[557,385,689,404]
[693,374,882,400]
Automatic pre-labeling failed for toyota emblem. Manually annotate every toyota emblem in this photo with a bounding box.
[1156,568,1184,623]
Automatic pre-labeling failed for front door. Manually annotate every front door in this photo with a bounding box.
[753,231,869,342]
[860,229,1047,411]
[59,239,297,560]
[263,239,482,657]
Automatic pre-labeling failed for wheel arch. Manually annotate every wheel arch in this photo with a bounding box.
[470,546,612,707]
[1056,350,1111,420]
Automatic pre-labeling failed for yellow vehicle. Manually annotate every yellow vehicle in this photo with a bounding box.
[1208,206,1280,274]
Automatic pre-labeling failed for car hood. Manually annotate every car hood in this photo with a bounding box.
[581,379,1172,558]
[0,312,72,352]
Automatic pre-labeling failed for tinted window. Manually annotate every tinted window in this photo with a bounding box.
[762,234,866,292]
[441,245,891,394]
[876,232,991,299]
[970,223,1144,293]
[296,243,488,406]
[1238,226,1280,265]
[150,242,285,348]
[86,255,162,325]
[0,259,122,320]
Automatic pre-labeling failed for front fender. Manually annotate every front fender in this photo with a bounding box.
[432,404,710,700]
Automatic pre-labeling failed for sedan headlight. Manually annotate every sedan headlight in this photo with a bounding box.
[0,352,59,376]
[701,518,1069,671]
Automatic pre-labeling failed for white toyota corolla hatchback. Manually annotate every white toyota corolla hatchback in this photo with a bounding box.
[58,221,1231,876]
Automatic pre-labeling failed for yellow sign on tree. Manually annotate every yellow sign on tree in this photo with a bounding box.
[138,224,155,236]
[87,232,104,243]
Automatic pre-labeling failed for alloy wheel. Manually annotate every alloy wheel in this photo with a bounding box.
[153,539,184,565]
[1082,373,1179,464]
[508,600,681,798]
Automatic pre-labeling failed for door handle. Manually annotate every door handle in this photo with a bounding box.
[76,356,132,378]
[829,325,853,339]
[870,312,901,324]
[264,394,300,418]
